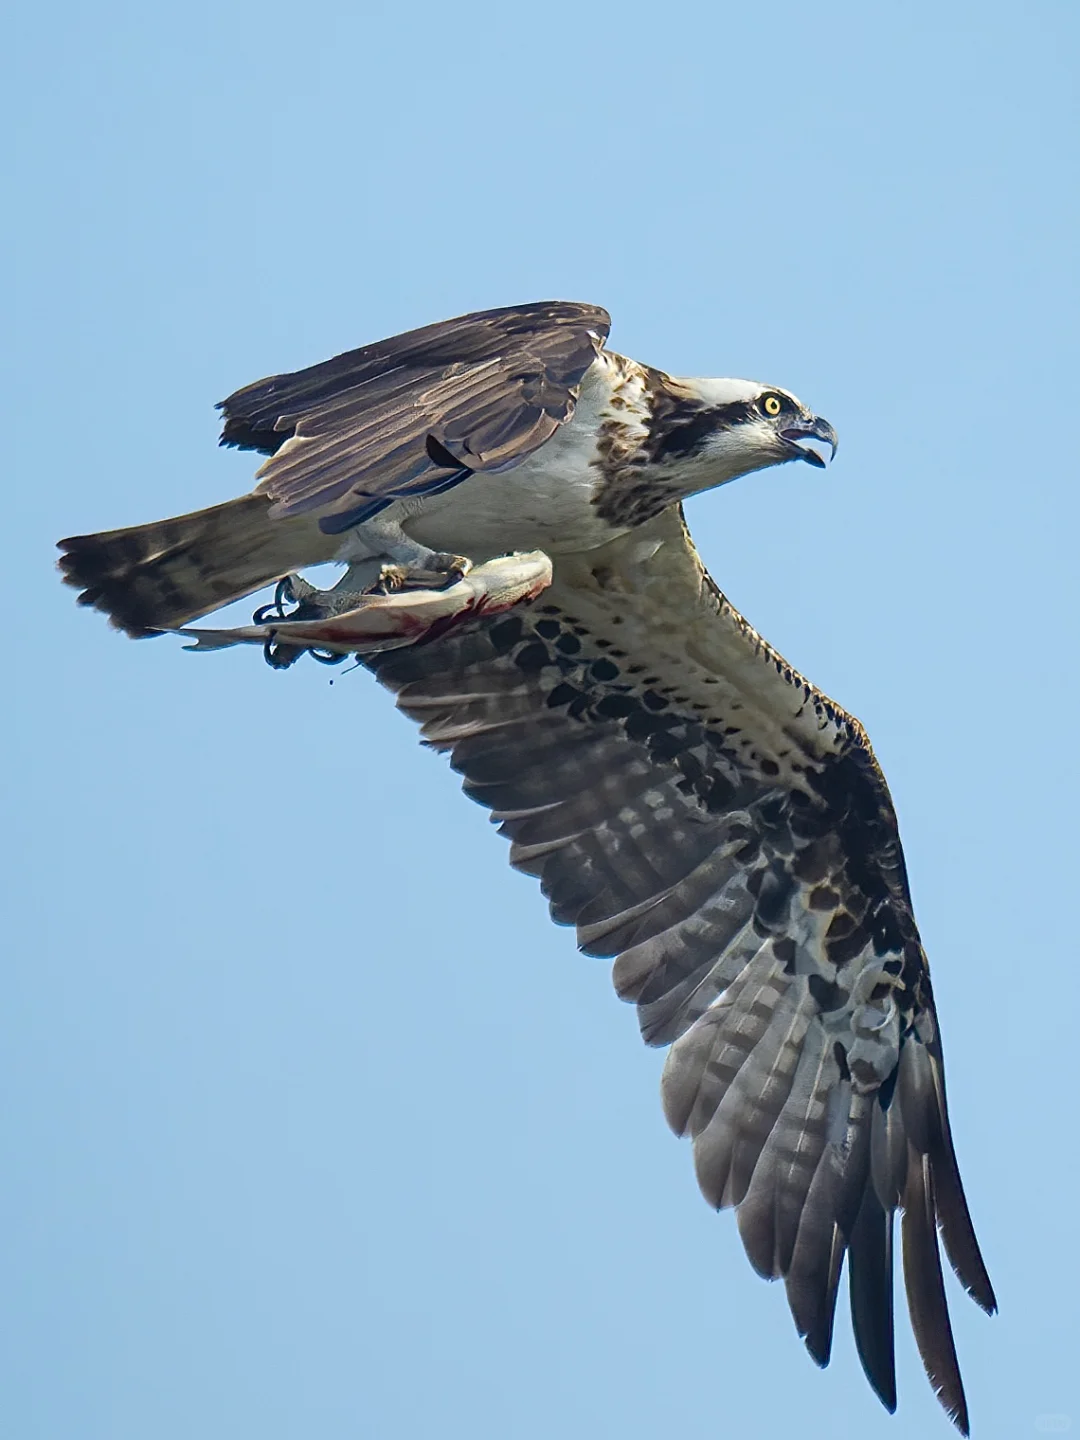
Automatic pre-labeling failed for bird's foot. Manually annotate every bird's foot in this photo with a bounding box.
[372,553,472,595]
[252,575,295,625]
[428,552,473,586]
[254,574,350,668]
[372,563,408,594]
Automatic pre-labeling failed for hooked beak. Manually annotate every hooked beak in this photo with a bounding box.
[780,415,838,469]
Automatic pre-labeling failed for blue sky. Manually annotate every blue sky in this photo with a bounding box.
[4,3,1078,1437]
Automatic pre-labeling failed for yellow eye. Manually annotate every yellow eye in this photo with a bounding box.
[762,394,783,417]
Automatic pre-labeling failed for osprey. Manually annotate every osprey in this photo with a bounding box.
[59,302,994,1430]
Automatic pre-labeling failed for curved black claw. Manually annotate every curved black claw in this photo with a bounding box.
[435,554,472,588]
[262,636,303,670]
[252,576,296,626]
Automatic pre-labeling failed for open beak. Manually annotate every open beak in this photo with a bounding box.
[780,415,838,469]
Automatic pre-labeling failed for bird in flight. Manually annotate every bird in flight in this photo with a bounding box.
[59,301,994,1431]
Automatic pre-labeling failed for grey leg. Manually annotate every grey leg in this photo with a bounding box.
[329,559,385,595]
[333,515,472,592]
[263,538,472,632]
[255,517,474,640]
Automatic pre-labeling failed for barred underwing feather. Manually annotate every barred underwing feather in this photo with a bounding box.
[611,883,753,999]
[634,909,762,1046]
[718,975,812,1211]
[786,1087,873,1366]
[368,505,994,1431]
[583,839,746,959]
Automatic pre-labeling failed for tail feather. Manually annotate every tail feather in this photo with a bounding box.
[58,494,338,636]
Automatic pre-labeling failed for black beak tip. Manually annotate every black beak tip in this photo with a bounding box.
[781,418,836,469]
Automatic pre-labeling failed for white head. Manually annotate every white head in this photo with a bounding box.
[649,375,838,494]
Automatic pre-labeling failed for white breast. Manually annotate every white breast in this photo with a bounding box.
[400,354,640,561]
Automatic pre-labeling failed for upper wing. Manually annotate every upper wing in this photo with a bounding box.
[367,507,995,1432]
[218,300,611,534]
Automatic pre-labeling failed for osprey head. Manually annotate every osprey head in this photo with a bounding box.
[651,376,838,492]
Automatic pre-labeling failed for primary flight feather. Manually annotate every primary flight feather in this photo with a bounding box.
[58,301,994,1431]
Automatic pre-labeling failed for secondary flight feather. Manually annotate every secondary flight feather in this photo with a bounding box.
[58,301,994,1431]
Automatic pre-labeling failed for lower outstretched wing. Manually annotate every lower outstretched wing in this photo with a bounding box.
[218,300,611,533]
[366,506,995,1432]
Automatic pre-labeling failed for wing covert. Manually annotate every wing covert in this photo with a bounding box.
[218,300,611,533]
[366,507,994,1432]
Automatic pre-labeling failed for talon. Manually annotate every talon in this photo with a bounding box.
[262,635,303,670]
[253,574,317,625]
[367,555,474,594]
[372,564,409,595]
[433,553,473,586]
[253,577,291,625]
[282,573,319,604]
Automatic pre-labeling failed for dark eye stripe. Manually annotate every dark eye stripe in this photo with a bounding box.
[647,398,756,463]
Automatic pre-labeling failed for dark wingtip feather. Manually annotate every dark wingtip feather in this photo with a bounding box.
[932,1144,998,1316]
[789,1222,845,1370]
[927,1078,997,1314]
[902,1153,971,1436]
[849,1189,897,1414]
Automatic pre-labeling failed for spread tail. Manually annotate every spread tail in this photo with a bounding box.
[58,494,339,636]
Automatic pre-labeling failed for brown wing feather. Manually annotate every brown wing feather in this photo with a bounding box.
[366,506,994,1429]
[218,300,611,532]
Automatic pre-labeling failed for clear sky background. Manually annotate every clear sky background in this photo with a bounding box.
[4,3,1078,1438]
